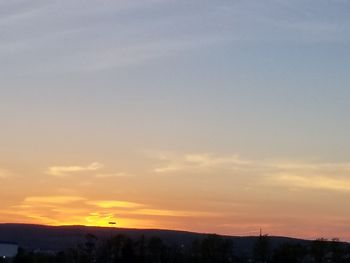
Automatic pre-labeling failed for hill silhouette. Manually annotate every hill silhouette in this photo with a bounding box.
[0,223,309,254]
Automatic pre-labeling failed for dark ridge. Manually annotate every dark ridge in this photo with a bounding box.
[0,223,315,254]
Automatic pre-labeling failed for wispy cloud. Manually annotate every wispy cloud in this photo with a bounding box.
[273,174,350,192]
[7,195,89,225]
[152,152,350,192]
[0,0,225,75]
[23,195,86,205]
[47,162,103,176]
[2,0,349,77]
[94,172,129,178]
[153,153,253,174]
[6,195,219,227]
[87,199,217,218]
[0,169,12,179]
[265,161,350,192]
[131,208,217,218]
[87,200,143,209]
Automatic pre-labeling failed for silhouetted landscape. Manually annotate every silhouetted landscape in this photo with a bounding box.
[1,224,349,262]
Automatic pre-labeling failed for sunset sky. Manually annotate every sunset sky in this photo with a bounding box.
[1,0,350,241]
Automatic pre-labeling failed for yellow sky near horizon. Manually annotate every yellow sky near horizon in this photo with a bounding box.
[1,152,350,241]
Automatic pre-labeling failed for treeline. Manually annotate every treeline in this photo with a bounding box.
[12,234,350,263]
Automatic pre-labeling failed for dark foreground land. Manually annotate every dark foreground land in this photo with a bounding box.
[0,223,349,262]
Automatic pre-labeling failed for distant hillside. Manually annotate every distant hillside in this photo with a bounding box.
[0,223,309,255]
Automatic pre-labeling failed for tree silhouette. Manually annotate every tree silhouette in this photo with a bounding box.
[97,234,135,263]
[11,232,350,263]
[310,238,328,263]
[147,237,168,263]
[189,234,234,263]
[135,235,146,263]
[253,234,271,263]
[83,233,98,263]
[272,243,306,263]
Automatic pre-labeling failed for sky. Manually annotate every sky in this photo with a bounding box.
[1,0,350,241]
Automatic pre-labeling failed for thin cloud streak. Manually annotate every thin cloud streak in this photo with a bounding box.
[4,195,218,227]
[274,174,350,192]
[0,169,11,179]
[153,153,252,173]
[94,172,129,178]
[152,152,350,192]
[23,195,86,205]
[47,162,103,176]
[87,200,144,209]
[3,0,348,76]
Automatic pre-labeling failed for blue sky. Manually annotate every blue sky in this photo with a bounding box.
[1,0,350,238]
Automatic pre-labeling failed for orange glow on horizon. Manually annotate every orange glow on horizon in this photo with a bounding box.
[1,155,350,241]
